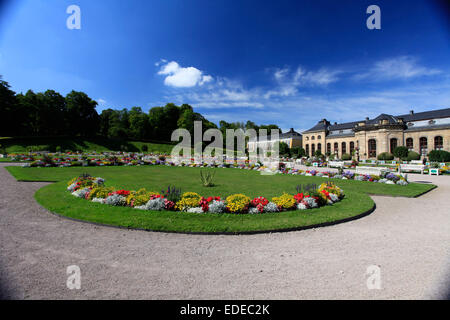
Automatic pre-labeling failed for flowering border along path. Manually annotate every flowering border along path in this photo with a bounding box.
[68,175,345,215]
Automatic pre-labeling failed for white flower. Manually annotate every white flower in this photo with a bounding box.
[144,198,166,211]
[105,194,126,206]
[303,197,318,208]
[329,193,339,202]
[208,200,227,214]
[248,207,260,214]
[297,203,308,210]
[92,197,105,204]
[72,188,90,198]
[264,202,279,213]
[187,207,204,214]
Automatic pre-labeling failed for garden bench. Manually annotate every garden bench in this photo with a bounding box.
[328,161,344,168]
[399,164,426,174]
[429,168,440,176]
[355,166,388,176]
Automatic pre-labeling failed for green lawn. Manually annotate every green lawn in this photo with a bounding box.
[5,166,436,233]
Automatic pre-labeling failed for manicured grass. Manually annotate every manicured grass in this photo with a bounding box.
[5,166,435,233]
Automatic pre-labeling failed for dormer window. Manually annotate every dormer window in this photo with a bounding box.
[407,122,414,127]
[428,120,436,125]
[339,130,343,134]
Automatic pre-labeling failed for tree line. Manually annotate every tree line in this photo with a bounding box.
[0,76,280,143]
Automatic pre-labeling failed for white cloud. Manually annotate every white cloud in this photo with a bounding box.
[295,67,341,85]
[157,61,213,88]
[97,98,107,105]
[355,56,441,81]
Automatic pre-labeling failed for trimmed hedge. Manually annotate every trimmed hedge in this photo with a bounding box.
[428,150,450,162]
[377,152,394,161]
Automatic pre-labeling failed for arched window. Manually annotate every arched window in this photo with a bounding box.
[341,142,347,154]
[311,143,316,155]
[419,137,427,155]
[368,139,376,158]
[311,136,315,140]
[390,138,398,153]
[434,136,443,150]
[305,144,309,156]
[317,143,322,154]
[334,142,338,154]
[350,142,355,154]
[406,138,413,150]
[326,143,331,154]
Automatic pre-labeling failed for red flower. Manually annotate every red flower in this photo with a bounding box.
[115,190,131,196]
[164,200,175,211]
[251,196,268,207]
[320,190,330,199]
[294,193,304,203]
[199,197,210,212]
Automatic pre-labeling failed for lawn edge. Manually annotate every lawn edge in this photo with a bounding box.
[37,196,376,236]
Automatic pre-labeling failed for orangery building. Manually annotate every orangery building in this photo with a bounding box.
[302,107,450,160]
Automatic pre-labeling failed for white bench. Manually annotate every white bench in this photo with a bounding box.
[410,160,423,165]
[400,164,426,174]
[356,166,388,176]
[429,168,440,176]
[328,161,345,168]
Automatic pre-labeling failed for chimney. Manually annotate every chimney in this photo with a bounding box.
[290,128,294,132]
[321,118,327,124]
[410,110,414,115]
[334,122,337,125]
[365,117,369,121]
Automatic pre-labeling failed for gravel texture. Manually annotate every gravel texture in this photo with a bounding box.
[0,163,449,300]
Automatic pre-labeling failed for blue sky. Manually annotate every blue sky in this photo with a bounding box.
[0,0,449,132]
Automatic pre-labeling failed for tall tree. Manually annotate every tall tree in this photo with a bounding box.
[0,77,18,136]
[65,91,100,136]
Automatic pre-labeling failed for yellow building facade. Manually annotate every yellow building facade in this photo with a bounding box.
[302,108,450,160]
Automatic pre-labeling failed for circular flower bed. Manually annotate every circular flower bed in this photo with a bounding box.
[67,175,345,214]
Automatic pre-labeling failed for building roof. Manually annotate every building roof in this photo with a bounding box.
[249,128,301,142]
[397,108,450,122]
[303,107,450,134]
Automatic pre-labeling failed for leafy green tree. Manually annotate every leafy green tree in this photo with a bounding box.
[0,77,18,136]
[128,107,149,140]
[279,142,290,156]
[65,91,100,136]
[393,146,409,160]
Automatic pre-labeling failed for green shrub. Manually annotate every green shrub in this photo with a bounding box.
[341,153,352,160]
[200,170,215,187]
[141,145,148,152]
[393,146,409,159]
[428,150,450,162]
[377,152,394,160]
[406,151,420,161]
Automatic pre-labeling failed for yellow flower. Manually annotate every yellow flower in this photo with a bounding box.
[226,194,251,213]
[176,192,202,211]
[272,193,295,209]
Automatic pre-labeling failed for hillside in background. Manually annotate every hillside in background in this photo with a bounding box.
[0,137,176,154]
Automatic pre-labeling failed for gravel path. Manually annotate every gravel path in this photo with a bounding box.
[0,163,448,300]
